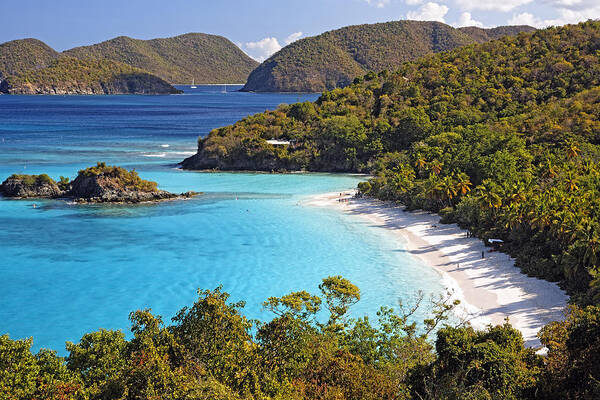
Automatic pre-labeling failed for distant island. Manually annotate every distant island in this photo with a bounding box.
[0,162,198,203]
[0,33,258,95]
[241,21,535,92]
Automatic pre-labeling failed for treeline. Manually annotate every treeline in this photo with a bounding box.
[2,277,599,399]
[184,21,600,304]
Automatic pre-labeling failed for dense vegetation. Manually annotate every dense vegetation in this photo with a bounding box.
[64,33,258,84]
[5,173,56,187]
[0,39,59,76]
[457,26,537,43]
[2,276,599,399]
[183,21,600,306]
[3,57,180,94]
[241,21,534,92]
[77,162,158,192]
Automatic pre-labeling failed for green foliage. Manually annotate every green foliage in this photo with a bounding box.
[58,176,70,191]
[319,275,361,328]
[0,335,81,399]
[263,290,322,320]
[78,162,159,192]
[0,38,59,76]
[65,329,128,398]
[538,305,600,399]
[243,21,534,92]
[410,323,542,399]
[7,277,576,399]
[8,173,56,187]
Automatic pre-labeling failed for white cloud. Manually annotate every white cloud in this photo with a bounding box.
[455,12,484,27]
[243,37,282,62]
[509,5,600,27]
[406,2,449,22]
[365,0,391,8]
[405,0,423,5]
[508,12,544,26]
[284,32,303,45]
[455,0,533,12]
[543,0,600,11]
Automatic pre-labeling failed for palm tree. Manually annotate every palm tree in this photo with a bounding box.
[440,176,457,206]
[422,173,443,205]
[566,141,581,159]
[565,171,579,192]
[430,159,443,176]
[455,172,473,196]
[477,181,502,210]
[414,154,427,170]
[541,158,559,180]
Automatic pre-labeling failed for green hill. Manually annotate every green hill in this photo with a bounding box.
[241,21,535,92]
[0,38,59,76]
[63,33,259,84]
[183,21,600,306]
[458,25,536,42]
[2,57,180,94]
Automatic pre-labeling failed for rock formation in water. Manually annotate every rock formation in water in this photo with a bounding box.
[0,163,198,203]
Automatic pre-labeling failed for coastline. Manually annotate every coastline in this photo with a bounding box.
[303,191,568,347]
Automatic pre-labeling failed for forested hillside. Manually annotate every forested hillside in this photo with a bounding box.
[241,21,535,92]
[2,57,180,94]
[458,25,536,42]
[64,33,258,84]
[0,38,59,76]
[183,21,600,305]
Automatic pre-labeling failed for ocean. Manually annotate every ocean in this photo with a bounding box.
[0,85,445,353]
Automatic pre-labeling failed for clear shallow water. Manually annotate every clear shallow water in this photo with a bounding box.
[0,86,444,353]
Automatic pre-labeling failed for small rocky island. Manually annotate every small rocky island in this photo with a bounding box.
[0,163,198,203]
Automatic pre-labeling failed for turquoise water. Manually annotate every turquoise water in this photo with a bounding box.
[0,86,444,353]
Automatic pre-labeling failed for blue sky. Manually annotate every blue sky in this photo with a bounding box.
[2,0,599,61]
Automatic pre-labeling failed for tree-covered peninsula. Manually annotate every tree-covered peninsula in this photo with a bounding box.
[1,276,598,399]
[183,21,600,306]
[241,21,535,92]
[1,57,181,95]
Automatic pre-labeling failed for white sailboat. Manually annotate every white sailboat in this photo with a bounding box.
[190,78,197,89]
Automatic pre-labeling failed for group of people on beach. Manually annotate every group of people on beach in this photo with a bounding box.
[338,193,351,203]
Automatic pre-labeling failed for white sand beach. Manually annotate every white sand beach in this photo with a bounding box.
[304,191,568,347]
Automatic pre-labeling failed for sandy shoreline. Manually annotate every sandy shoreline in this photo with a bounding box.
[303,191,568,347]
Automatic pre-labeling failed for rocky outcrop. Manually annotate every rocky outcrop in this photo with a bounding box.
[0,72,7,93]
[68,173,190,203]
[3,74,182,95]
[0,164,199,203]
[0,174,64,198]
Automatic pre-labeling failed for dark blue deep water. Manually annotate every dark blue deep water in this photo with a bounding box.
[0,86,444,353]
